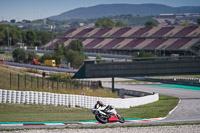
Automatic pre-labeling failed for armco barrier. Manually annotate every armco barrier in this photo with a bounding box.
[0,89,159,109]
[145,77,200,87]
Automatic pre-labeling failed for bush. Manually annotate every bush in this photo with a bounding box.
[12,48,37,63]
[48,73,72,81]
[132,50,157,58]
[0,51,5,54]
[65,49,84,69]
[12,48,26,62]
[145,20,157,27]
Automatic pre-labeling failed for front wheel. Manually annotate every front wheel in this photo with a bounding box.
[117,115,125,123]
[95,114,108,124]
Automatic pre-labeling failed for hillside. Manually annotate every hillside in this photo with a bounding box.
[48,3,200,21]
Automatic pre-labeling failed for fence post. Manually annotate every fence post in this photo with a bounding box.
[10,72,12,89]
[47,79,49,88]
[52,80,54,90]
[66,80,68,89]
[57,80,59,92]
[73,80,75,89]
[18,74,20,90]
[76,80,79,89]
[70,80,72,89]
[31,76,33,88]
[89,81,91,88]
[42,77,44,89]
[37,76,39,88]
[84,80,87,89]
[92,81,94,89]
[24,74,26,89]
[81,80,83,90]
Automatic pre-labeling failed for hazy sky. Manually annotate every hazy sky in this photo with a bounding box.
[1,0,200,21]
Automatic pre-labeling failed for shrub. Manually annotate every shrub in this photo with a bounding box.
[48,73,72,81]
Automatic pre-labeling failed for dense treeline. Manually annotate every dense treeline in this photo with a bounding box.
[12,39,86,69]
[0,24,52,47]
[42,40,86,68]
[95,18,125,28]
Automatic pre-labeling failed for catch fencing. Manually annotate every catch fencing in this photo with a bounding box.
[0,70,101,92]
[0,89,159,109]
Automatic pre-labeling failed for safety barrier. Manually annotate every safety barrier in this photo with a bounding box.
[145,77,200,87]
[0,89,159,109]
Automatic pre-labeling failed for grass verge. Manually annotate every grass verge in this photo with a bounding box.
[0,64,118,98]
[0,95,179,122]
[117,95,179,118]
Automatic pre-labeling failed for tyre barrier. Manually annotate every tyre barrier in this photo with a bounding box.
[0,89,159,109]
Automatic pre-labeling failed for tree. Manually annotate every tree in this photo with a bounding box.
[25,30,36,46]
[12,48,37,63]
[95,18,115,28]
[115,21,125,27]
[65,49,84,68]
[53,44,65,64]
[96,54,102,60]
[40,53,53,62]
[181,22,188,26]
[63,40,85,68]
[40,40,85,68]
[37,31,51,45]
[145,20,157,27]
[9,26,22,46]
[34,40,42,47]
[12,48,26,62]
[0,24,8,46]
[132,50,156,58]
[197,18,200,25]
[0,24,22,46]
[68,40,84,53]
[27,51,37,63]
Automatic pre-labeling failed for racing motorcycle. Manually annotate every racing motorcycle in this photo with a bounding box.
[91,105,125,124]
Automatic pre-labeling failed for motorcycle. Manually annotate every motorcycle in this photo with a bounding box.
[91,106,125,124]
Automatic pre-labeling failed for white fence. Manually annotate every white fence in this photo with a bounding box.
[0,89,159,108]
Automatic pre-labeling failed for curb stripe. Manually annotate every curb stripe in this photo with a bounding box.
[24,123,45,126]
[168,99,181,115]
[0,118,163,127]
[64,123,82,125]
[0,124,23,127]
[45,123,65,126]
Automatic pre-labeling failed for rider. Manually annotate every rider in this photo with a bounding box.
[92,101,124,123]
[94,101,115,114]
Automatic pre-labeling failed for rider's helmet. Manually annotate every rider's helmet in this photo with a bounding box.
[97,101,104,107]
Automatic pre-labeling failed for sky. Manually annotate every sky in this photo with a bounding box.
[0,0,200,21]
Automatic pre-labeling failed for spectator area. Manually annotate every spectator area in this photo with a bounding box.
[44,26,200,52]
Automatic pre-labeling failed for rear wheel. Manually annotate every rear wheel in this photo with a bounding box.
[95,114,108,124]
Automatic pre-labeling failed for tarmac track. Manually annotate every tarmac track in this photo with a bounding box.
[4,62,78,73]
[103,83,200,123]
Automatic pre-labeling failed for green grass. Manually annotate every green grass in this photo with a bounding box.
[0,104,93,122]
[0,95,179,122]
[117,95,179,118]
[0,64,118,98]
